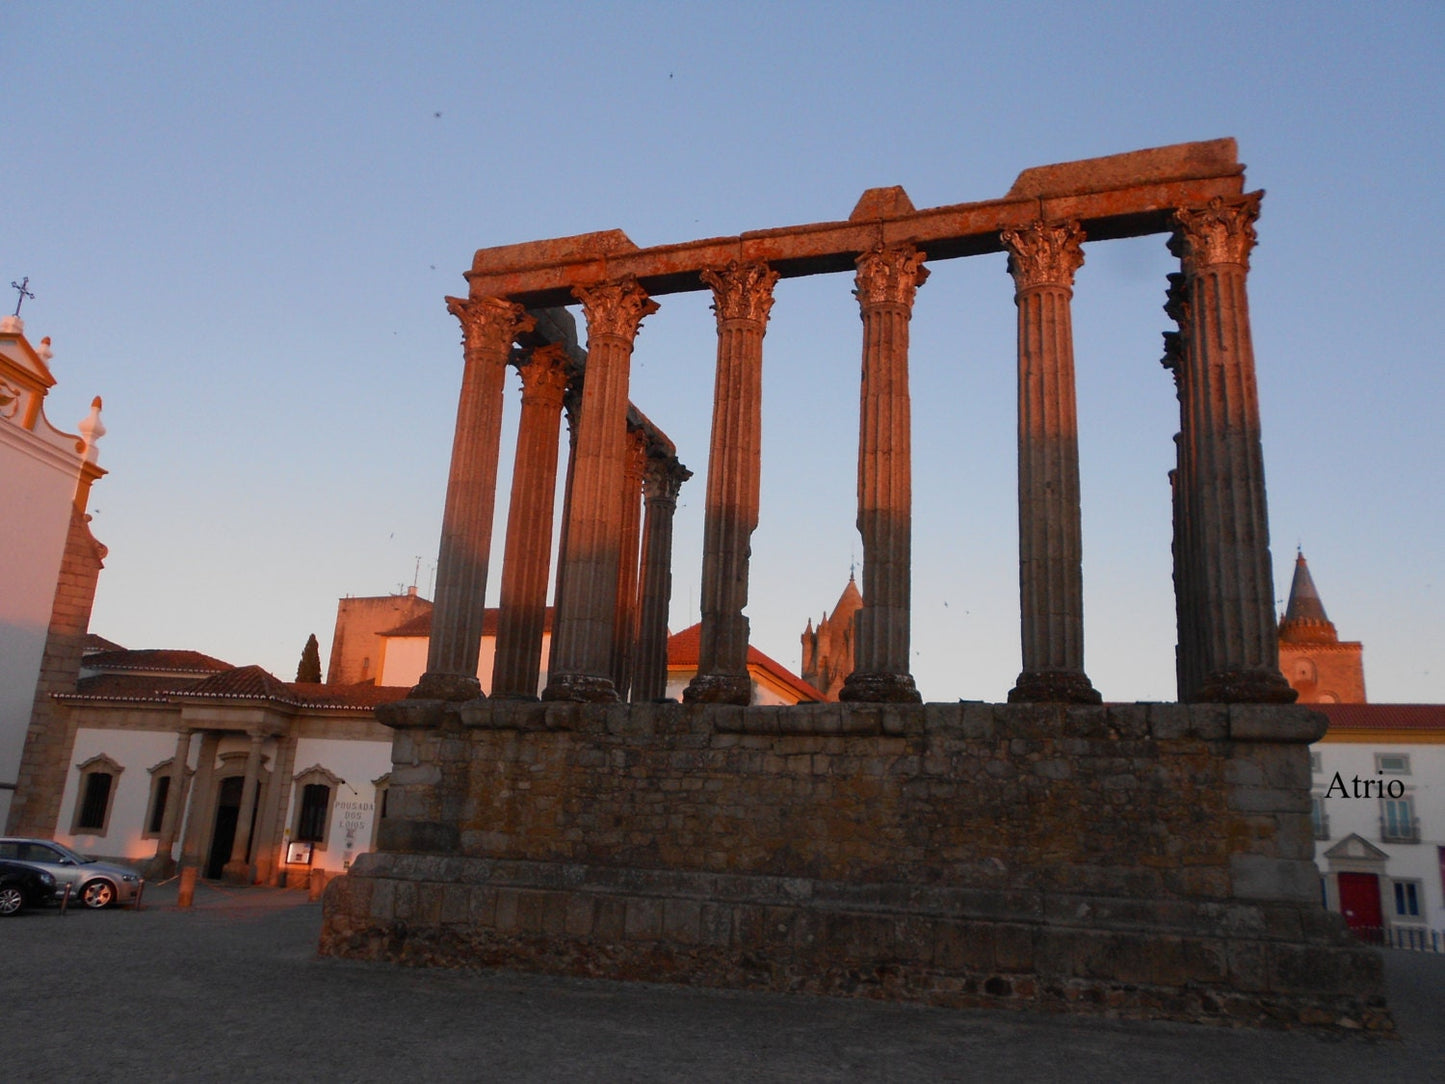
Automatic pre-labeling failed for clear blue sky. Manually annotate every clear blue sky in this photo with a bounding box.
[8,2,1443,702]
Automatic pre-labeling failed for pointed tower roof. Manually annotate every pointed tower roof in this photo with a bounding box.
[832,571,863,619]
[1279,551,1338,644]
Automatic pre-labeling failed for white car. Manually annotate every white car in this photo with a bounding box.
[0,838,144,908]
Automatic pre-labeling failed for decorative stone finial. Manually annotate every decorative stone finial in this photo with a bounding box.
[78,396,105,463]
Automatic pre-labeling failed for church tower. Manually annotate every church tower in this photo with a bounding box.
[1277,551,1365,703]
[801,573,862,702]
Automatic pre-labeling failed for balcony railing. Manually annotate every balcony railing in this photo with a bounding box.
[1379,816,1421,844]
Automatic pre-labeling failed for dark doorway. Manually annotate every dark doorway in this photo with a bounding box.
[205,776,256,879]
[1338,871,1383,931]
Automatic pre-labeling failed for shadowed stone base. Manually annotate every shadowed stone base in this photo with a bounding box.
[221,861,253,885]
[376,698,451,730]
[542,673,619,703]
[1193,668,1298,704]
[376,818,460,855]
[838,671,922,703]
[682,672,752,705]
[1008,670,1102,704]
[410,671,482,703]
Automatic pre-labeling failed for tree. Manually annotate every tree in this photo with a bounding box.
[296,633,322,683]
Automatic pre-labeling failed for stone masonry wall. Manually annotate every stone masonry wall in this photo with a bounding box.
[320,702,1391,1031]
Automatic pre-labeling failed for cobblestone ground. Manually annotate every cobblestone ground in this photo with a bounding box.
[2,880,1441,1082]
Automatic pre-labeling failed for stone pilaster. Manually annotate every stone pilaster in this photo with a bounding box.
[544,278,658,702]
[179,732,220,870]
[146,729,193,879]
[1171,195,1294,703]
[223,732,266,883]
[609,426,649,700]
[685,261,779,705]
[492,344,572,699]
[415,297,536,703]
[840,245,927,703]
[633,454,691,702]
[1003,221,1101,704]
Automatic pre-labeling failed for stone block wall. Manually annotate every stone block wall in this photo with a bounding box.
[319,702,1391,1031]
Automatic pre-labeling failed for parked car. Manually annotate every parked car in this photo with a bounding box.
[0,860,60,915]
[0,838,143,908]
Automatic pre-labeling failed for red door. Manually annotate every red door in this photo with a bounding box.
[1338,872,1383,930]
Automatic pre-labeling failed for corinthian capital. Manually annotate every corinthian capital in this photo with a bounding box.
[516,343,573,407]
[853,245,929,310]
[1002,221,1085,291]
[1172,193,1262,272]
[446,296,535,358]
[701,261,779,327]
[643,454,692,504]
[572,276,659,342]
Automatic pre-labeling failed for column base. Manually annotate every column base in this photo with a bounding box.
[221,860,254,885]
[682,672,752,705]
[838,671,922,703]
[141,853,177,882]
[1008,670,1102,704]
[541,673,619,703]
[409,671,482,703]
[1192,668,1298,704]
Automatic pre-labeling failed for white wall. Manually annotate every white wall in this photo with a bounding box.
[379,632,552,696]
[58,726,175,861]
[286,736,392,873]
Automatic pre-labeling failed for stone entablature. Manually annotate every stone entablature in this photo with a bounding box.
[321,700,1388,1031]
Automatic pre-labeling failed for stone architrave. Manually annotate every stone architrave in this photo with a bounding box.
[544,278,658,702]
[840,245,927,703]
[222,732,266,883]
[685,261,779,705]
[492,344,572,700]
[609,426,650,699]
[1171,195,1294,703]
[633,454,691,702]
[415,297,536,703]
[1003,220,1101,705]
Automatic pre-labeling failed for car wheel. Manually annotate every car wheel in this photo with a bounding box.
[81,879,116,909]
[0,886,23,915]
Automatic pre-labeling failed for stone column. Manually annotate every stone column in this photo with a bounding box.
[547,385,582,678]
[1171,194,1294,703]
[492,344,572,699]
[840,245,927,703]
[1163,274,1203,701]
[149,728,192,877]
[178,731,220,869]
[1003,220,1101,704]
[544,277,658,702]
[414,297,536,703]
[223,732,266,883]
[685,261,779,705]
[633,453,691,701]
[609,426,649,699]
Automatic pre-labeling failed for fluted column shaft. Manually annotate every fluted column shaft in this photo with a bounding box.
[1163,274,1204,700]
[1172,195,1294,703]
[685,261,779,705]
[544,278,658,702]
[547,388,581,678]
[223,732,266,881]
[840,245,926,703]
[609,428,649,698]
[1004,221,1100,704]
[634,455,691,701]
[417,297,535,702]
[492,345,571,699]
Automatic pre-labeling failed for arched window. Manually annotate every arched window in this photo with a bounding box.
[143,758,192,839]
[71,754,124,836]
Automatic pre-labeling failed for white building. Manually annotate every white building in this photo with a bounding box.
[1311,704,1444,947]
[0,314,104,827]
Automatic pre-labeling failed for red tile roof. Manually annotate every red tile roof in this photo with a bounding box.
[1314,703,1445,732]
[82,648,233,674]
[380,608,555,638]
[666,624,825,703]
[59,673,197,702]
[83,633,125,654]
